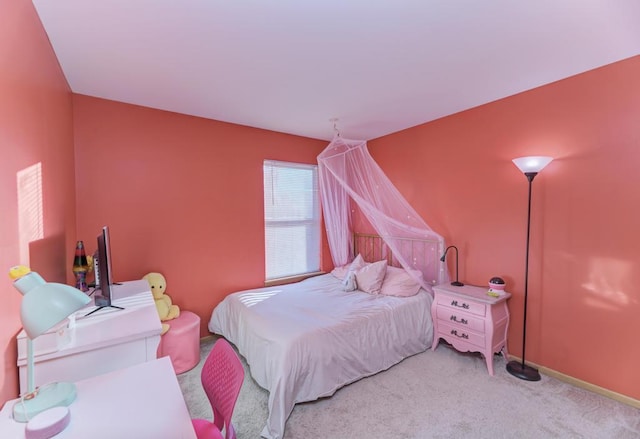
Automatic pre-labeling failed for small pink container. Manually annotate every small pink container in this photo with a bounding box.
[488,277,505,291]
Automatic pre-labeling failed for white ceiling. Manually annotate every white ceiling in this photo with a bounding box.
[33,0,640,141]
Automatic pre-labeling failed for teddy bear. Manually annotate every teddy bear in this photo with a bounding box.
[142,272,180,335]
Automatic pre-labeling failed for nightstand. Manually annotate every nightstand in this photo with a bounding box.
[431,283,511,376]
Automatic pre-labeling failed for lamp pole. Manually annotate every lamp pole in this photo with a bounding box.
[507,156,552,382]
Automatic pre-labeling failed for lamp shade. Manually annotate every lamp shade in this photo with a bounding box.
[512,156,553,174]
[14,271,90,339]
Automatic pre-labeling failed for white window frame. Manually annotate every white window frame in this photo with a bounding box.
[263,160,321,282]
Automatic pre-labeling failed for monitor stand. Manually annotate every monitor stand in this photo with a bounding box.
[84,293,124,317]
[84,304,124,317]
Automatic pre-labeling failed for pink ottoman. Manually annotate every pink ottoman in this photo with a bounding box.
[157,311,201,374]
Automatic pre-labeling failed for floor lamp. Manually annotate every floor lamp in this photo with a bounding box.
[507,156,553,382]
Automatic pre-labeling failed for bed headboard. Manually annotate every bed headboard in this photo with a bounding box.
[353,232,445,286]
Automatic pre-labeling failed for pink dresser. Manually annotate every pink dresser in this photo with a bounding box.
[431,283,511,375]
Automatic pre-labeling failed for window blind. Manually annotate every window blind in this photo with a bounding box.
[263,160,320,280]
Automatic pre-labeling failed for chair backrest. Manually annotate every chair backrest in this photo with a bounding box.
[201,338,245,439]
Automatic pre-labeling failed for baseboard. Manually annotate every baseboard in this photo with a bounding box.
[511,357,640,409]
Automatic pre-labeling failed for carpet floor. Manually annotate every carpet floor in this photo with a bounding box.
[178,336,639,438]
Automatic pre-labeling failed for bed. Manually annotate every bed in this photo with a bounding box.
[208,234,438,439]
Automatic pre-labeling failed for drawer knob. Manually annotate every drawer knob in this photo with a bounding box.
[450,300,470,310]
[450,315,468,325]
[450,329,469,339]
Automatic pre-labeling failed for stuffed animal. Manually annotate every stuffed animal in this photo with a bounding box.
[142,272,180,335]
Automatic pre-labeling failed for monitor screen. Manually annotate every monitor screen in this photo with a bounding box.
[95,226,113,307]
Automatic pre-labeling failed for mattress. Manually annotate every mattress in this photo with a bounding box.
[208,273,433,439]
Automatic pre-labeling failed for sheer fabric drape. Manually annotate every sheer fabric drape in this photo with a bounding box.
[318,136,447,291]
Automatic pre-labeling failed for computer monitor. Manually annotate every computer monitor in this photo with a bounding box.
[86,226,123,316]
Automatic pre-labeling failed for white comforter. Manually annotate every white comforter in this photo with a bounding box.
[208,274,433,439]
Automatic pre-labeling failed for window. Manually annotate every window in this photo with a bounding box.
[263,160,320,280]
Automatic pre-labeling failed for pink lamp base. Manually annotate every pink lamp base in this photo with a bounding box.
[25,406,71,439]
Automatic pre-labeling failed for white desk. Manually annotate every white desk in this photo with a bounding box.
[0,356,197,438]
[17,280,163,393]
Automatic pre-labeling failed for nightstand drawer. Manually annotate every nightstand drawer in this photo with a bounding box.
[436,306,485,333]
[438,321,485,349]
[438,293,486,317]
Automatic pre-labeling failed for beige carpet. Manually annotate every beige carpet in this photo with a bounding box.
[178,337,639,438]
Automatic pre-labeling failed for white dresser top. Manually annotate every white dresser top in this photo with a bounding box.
[1,357,196,438]
[17,280,162,365]
[434,282,511,304]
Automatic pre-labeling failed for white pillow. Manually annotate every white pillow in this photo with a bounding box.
[349,254,367,272]
[331,254,368,280]
[331,264,349,280]
[355,260,387,295]
[380,266,422,297]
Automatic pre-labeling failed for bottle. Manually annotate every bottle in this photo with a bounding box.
[72,241,89,291]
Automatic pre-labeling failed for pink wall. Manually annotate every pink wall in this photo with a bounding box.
[0,1,75,404]
[72,95,330,337]
[368,56,640,400]
[2,0,637,408]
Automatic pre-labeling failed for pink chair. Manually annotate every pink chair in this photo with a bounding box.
[192,338,245,439]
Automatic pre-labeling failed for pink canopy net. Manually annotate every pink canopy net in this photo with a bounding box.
[318,136,448,291]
